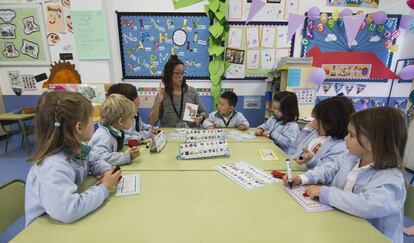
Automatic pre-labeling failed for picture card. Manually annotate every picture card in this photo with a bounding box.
[258,149,279,160]
[182,102,199,122]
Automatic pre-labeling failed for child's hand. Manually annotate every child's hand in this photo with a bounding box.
[192,116,203,126]
[238,124,247,131]
[255,128,264,136]
[129,146,140,160]
[305,185,321,199]
[282,175,302,187]
[205,125,214,130]
[101,166,122,191]
[262,130,270,137]
[295,148,313,165]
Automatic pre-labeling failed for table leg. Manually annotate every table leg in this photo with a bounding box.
[18,120,31,154]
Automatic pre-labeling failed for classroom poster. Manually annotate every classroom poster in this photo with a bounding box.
[117,12,211,79]
[0,3,50,65]
[43,0,75,63]
[71,10,110,60]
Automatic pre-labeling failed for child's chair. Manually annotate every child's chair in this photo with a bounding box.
[406,184,414,221]
[0,179,25,234]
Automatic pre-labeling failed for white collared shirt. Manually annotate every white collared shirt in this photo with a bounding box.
[220,111,234,124]
[343,160,373,192]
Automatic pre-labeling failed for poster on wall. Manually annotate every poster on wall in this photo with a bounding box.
[0,3,50,65]
[225,23,293,79]
[228,0,300,21]
[117,12,211,79]
[43,0,75,63]
[327,0,379,8]
[301,12,400,82]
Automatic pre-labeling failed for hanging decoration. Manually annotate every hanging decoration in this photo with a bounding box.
[310,67,326,84]
[246,0,265,23]
[205,0,228,109]
[343,14,366,48]
[287,13,306,43]
[400,15,413,29]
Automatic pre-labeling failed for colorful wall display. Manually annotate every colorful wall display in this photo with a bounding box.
[225,22,293,79]
[301,12,401,82]
[0,3,50,65]
[117,12,211,79]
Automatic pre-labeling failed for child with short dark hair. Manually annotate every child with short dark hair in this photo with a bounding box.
[256,91,300,152]
[89,94,140,166]
[25,92,121,226]
[284,107,407,242]
[107,83,158,142]
[287,95,355,170]
[203,91,249,130]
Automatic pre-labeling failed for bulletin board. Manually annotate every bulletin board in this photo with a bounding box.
[117,12,211,80]
[301,13,401,82]
[0,3,50,65]
[224,22,294,79]
[285,67,316,117]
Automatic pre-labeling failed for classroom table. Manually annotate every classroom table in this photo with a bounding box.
[123,141,304,171]
[162,128,273,143]
[0,113,35,154]
[12,171,389,243]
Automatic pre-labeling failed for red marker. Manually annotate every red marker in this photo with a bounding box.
[303,192,309,197]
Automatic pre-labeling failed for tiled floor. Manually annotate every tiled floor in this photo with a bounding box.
[0,134,413,243]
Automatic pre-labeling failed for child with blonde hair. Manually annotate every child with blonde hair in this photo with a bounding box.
[25,91,121,226]
[89,94,140,165]
[284,107,407,242]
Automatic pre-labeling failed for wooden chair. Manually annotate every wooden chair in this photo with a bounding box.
[0,179,25,234]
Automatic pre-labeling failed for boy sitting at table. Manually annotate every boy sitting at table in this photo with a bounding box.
[203,91,249,131]
[89,94,140,166]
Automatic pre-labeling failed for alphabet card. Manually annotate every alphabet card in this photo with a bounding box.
[283,186,333,212]
[215,161,278,190]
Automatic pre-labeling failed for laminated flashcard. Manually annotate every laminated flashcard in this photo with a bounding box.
[283,186,333,212]
[215,161,278,190]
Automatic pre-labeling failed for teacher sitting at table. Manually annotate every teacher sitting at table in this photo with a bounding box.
[149,55,207,127]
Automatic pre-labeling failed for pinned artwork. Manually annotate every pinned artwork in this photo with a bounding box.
[117,12,210,79]
[42,60,81,88]
[0,3,50,65]
[225,48,245,64]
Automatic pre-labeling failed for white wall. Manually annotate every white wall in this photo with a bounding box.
[0,0,413,98]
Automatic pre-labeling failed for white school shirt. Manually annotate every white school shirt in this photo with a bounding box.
[343,160,374,192]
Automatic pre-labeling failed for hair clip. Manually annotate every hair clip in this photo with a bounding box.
[54,121,61,127]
